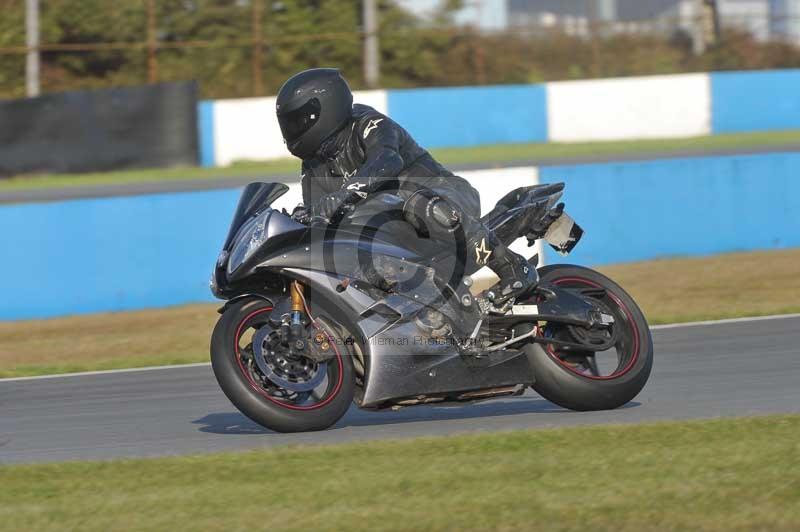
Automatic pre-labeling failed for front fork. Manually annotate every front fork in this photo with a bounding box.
[280,281,307,354]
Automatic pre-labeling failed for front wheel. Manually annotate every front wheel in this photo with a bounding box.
[525,264,653,411]
[211,297,355,433]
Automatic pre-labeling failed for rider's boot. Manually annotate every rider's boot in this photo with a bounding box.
[404,190,539,306]
[487,246,538,304]
[468,230,538,305]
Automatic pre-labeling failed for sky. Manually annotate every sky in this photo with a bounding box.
[395,0,509,30]
[395,0,798,39]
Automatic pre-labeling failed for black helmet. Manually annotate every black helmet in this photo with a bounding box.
[276,68,353,159]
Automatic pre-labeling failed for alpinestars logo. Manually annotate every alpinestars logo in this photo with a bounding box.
[363,118,384,139]
[347,181,369,199]
[475,238,493,265]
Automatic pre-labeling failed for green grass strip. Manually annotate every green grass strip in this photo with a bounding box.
[1,415,798,531]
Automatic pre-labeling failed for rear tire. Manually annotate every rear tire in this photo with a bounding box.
[211,297,355,433]
[525,265,653,411]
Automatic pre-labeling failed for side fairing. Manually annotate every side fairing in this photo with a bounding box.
[280,268,535,407]
[254,224,424,281]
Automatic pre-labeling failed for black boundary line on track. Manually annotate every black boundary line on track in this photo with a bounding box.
[2,144,799,205]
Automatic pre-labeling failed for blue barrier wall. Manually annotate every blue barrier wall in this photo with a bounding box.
[0,189,240,320]
[387,84,548,148]
[711,69,800,134]
[2,152,799,320]
[197,100,216,167]
[539,152,800,266]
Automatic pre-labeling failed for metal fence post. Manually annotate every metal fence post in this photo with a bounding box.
[25,0,40,97]
[252,0,264,96]
[692,0,707,54]
[147,0,158,83]
[363,0,379,89]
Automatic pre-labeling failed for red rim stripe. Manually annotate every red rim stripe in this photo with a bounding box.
[233,307,344,411]
[543,277,641,381]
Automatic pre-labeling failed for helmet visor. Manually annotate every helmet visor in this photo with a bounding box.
[277,98,321,143]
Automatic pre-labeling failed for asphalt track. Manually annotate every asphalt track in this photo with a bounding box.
[1,315,799,464]
[3,143,799,205]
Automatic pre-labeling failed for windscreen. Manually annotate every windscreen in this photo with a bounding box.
[222,182,289,251]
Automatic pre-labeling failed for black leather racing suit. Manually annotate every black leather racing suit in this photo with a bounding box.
[298,104,528,283]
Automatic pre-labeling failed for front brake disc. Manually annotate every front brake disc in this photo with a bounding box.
[251,326,327,392]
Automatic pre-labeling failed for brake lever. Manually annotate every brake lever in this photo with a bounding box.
[303,203,355,227]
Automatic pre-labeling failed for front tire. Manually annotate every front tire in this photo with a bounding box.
[525,265,653,411]
[211,297,355,433]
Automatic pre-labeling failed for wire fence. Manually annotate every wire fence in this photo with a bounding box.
[1,0,800,100]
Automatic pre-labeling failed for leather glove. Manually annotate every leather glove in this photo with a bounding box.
[290,205,311,224]
[314,186,364,222]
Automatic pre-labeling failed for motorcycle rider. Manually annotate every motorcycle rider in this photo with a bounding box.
[276,68,538,303]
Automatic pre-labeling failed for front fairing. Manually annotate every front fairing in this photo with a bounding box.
[212,184,470,309]
[212,182,307,297]
[212,184,423,296]
[222,182,291,251]
[225,209,308,280]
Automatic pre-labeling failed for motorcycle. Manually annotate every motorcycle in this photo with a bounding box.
[209,180,653,433]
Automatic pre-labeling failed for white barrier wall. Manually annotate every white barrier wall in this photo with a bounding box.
[212,90,388,167]
[546,73,711,142]
[213,97,282,166]
[203,73,718,165]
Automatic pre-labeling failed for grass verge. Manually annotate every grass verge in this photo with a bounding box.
[1,415,798,532]
[1,130,799,192]
[0,304,217,378]
[597,248,800,325]
[1,248,798,378]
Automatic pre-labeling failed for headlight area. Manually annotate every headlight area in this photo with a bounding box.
[209,269,222,298]
[209,250,228,298]
[227,210,271,276]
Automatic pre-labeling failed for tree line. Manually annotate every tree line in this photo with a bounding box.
[1,0,799,100]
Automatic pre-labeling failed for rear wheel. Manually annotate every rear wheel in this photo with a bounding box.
[524,265,653,411]
[211,297,354,432]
